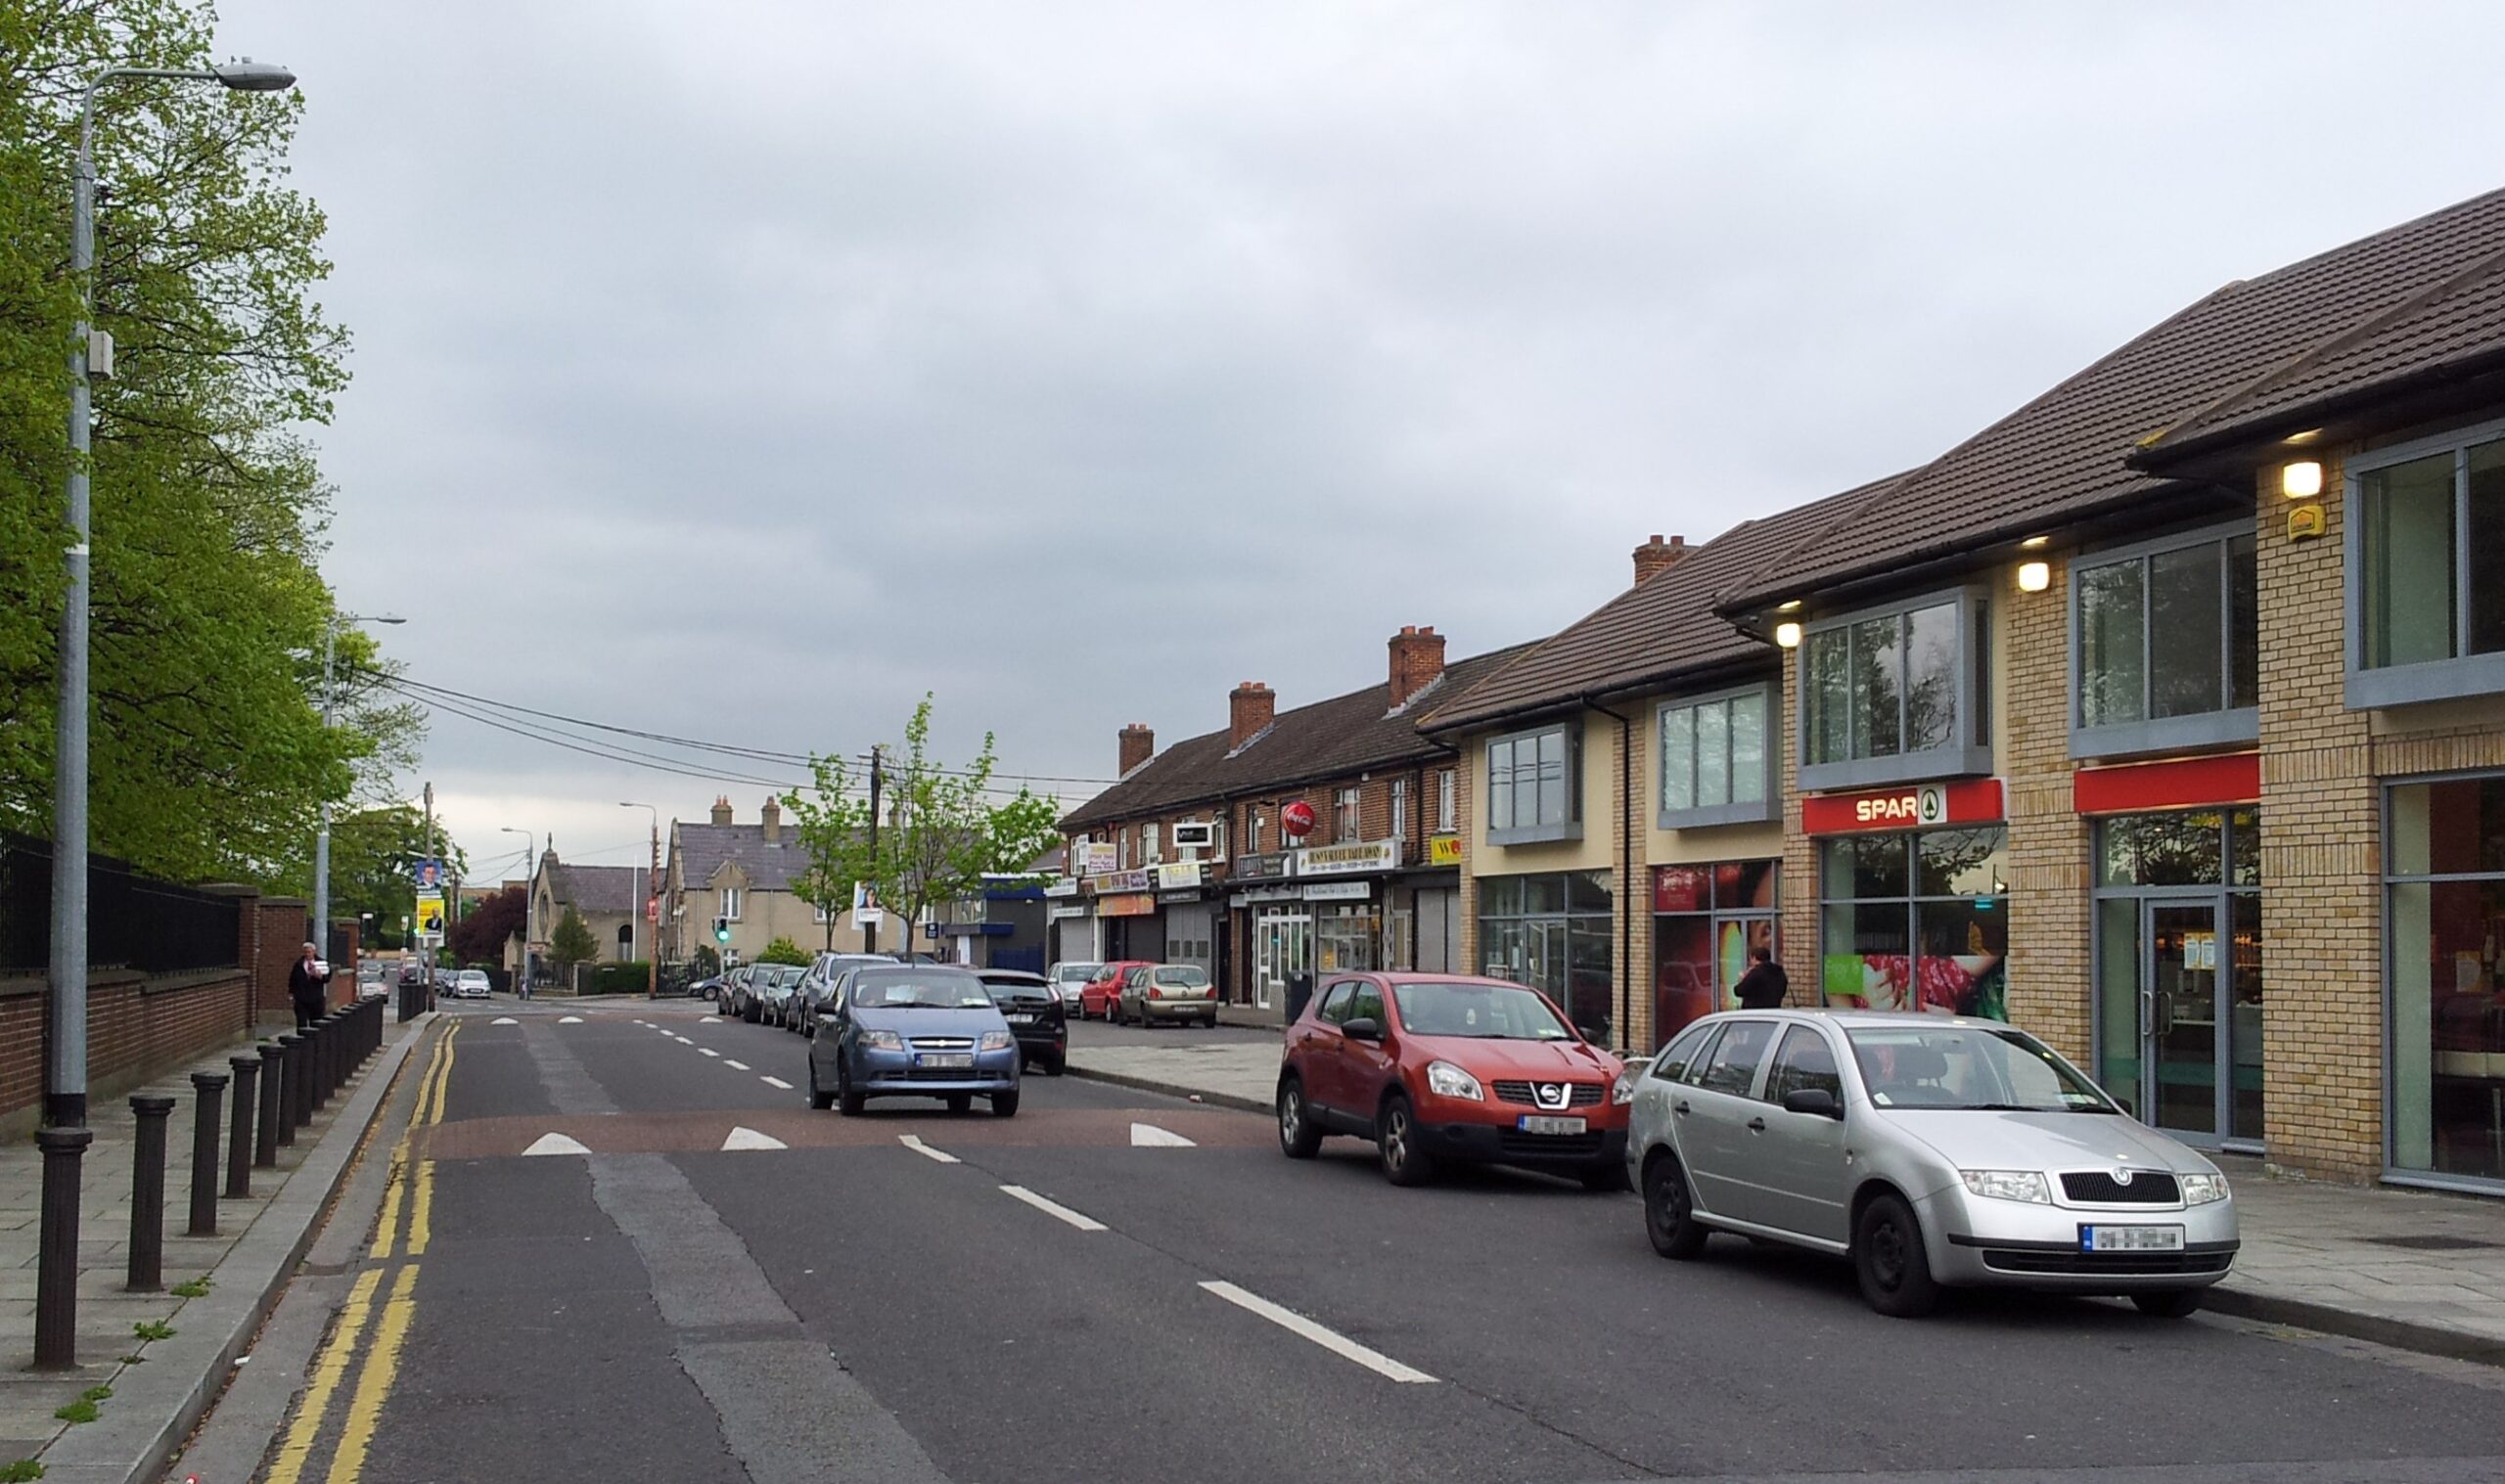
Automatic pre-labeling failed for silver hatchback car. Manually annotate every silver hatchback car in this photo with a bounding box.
[1626,1010,2237,1319]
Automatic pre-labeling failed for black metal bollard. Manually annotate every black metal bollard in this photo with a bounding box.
[226,1055,258,1197]
[275,1034,302,1146]
[128,1095,175,1290]
[188,1072,227,1237]
[34,1125,92,1369]
[318,1012,341,1102]
[257,1040,286,1164]
[293,1024,316,1129]
[306,1016,328,1110]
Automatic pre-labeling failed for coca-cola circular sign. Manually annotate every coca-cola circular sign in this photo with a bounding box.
[1280,800,1317,838]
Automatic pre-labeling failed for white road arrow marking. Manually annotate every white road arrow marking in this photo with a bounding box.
[522,1133,590,1157]
[1000,1186,1106,1232]
[1198,1282,1438,1383]
[720,1126,788,1151]
[1130,1122,1197,1147]
[490,1016,519,1025]
[760,1076,793,1090]
[558,1015,584,1024]
[898,1135,959,1164]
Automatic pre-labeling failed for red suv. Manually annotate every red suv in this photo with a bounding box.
[1276,972,1631,1190]
[1076,961,1154,1021]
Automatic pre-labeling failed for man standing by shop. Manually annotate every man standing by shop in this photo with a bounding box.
[1731,946,1789,1010]
[288,941,331,1029]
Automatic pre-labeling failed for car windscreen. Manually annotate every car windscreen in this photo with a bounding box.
[1845,1025,2118,1113]
[981,977,1050,1001]
[1152,967,1208,988]
[1389,982,1574,1041]
[1055,964,1101,983]
[851,972,994,1009]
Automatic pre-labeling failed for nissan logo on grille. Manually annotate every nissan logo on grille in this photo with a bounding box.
[1534,1083,1570,1109]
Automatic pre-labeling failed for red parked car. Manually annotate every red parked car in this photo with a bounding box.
[1276,972,1631,1190]
[1077,961,1155,1021]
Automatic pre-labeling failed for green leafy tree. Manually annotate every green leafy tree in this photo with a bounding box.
[547,907,597,970]
[0,0,416,885]
[687,944,720,978]
[757,935,809,967]
[781,753,871,951]
[310,803,462,949]
[853,697,1060,951]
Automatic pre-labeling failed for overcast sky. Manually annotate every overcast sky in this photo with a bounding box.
[214,0,2505,888]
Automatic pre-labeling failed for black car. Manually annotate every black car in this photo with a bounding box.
[977,968,1066,1075]
[797,953,898,1036]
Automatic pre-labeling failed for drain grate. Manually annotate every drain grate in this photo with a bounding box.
[2364,1234,2502,1251]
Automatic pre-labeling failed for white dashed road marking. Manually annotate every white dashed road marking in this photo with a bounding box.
[999,1186,1107,1232]
[702,1016,721,1023]
[897,1136,959,1164]
[760,1076,793,1090]
[724,1060,751,1071]
[1198,1282,1438,1383]
[700,1049,720,1057]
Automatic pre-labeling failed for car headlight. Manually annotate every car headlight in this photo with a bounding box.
[1424,1060,1483,1102]
[1959,1169,2051,1204]
[2179,1171,2229,1205]
[859,1029,902,1051]
[979,1030,1015,1051]
[1611,1068,1639,1105]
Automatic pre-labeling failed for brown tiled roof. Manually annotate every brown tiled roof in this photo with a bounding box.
[1418,479,1894,734]
[1723,186,2505,608]
[1057,642,1539,832]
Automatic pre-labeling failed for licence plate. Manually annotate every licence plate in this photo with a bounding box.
[1005,1013,1034,1024]
[916,1053,975,1069]
[1517,1115,1587,1136]
[2078,1224,2185,1253]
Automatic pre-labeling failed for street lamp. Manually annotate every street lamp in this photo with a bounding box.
[619,801,660,998]
[500,826,533,993]
[41,54,297,1373]
[311,611,404,948]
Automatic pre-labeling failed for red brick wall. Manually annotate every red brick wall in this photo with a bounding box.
[0,967,257,1138]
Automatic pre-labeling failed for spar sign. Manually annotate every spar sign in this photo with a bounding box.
[1800,778,2002,834]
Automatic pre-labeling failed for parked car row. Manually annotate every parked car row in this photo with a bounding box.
[1069,960,1219,1028]
[1271,972,2241,1322]
[706,955,1071,1078]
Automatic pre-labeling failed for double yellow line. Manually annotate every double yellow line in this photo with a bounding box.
[270,1019,458,1484]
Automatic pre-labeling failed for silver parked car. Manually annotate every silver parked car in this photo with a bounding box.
[1117,963,1218,1028]
[1626,1010,2237,1319]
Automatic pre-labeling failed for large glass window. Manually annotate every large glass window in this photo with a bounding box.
[2387,778,2505,1188]
[1658,687,1773,827]
[1652,861,1780,1051]
[1799,591,1989,789]
[1817,829,2007,1019]
[2072,527,2258,753]
[2353,429,2505,706]
[1477,870,1614,1045]
[1486,724,1580,844]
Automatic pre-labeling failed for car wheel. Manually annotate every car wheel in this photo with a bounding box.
[1277,1078,1323,1159]
[945,1093,973,1115]
[837,1061,865,1118]
[1204,1014,1219,1029]
[1580,1163,1632,1193]
[991,1090,1020,1118]
[1375,1094,1435,1187]
[1643,1154,1708,1258]
[2131,1288,2205,1319]
[1854,1192,1941,1318]
[1044,1056,1065,1076]
[806,1057,835,1111]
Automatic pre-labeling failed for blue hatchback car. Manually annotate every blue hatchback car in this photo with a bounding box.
[808,964,1023,1117]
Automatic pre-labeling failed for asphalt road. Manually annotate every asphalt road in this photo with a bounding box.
[229,996,2505,1484]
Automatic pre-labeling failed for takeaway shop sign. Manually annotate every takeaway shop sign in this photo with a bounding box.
[1800,778,2004,834]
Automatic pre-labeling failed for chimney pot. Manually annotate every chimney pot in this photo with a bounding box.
[1229,682,1276,751]
[1633,533,1694,585]
[709,797,733,827]
[1388,624,1450,708]
[760,796,782,844]
[1118,722,1157,776]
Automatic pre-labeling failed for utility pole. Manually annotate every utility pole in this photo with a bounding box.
[863,745,883,955]
[423,782,436,995]
[647,817,660,998]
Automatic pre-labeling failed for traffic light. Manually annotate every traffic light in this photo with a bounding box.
[713,917,730,944]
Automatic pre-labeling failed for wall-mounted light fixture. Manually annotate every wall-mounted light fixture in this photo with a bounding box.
[1773,620,1802,649]
[2017,560,2051,593]
[2020,534,2050,550]
[2283,460,2324,499]
[1777,599,1802,612]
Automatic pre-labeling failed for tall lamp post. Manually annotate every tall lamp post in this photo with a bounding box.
[500,826,532,991]
[41,55,297,1372]
[310,610,403,950]
[619,801,660,998]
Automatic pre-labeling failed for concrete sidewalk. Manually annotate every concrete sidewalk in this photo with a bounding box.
[1065,1040,2505,1366]
[0,1009,428,1484]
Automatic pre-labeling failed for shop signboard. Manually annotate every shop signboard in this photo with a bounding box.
[1087,869,1152,895]
[1427,833,1464,867]
[1048,904,1090,921]
[2072,752,2259,815]
[1042,877,1082,899]
[1231,883,1301,905]
[1079,841,1118,876]
[1155,861,1204,891]
[1297,840,1398,877]
[1157,890,1203,906]
[1097,892,1157,919]
[1799,778,2003,834]
[1303,881,1371,902]
[1233,850,1295,881]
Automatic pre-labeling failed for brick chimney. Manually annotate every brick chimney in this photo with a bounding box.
[709,795,732,827]
[1388,625,1448,708]
[1118,723,1156,777]
[1229,682,1275,751]
[760,796,782,844]
[1633,533,1690,585]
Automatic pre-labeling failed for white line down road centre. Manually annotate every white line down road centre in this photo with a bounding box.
[999,1186,1107,1232]
[1197,1282,1438,1383]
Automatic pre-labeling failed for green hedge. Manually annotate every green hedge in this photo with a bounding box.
[590,961,654,995]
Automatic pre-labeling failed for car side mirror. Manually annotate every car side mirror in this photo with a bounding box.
[1342,1016,1382,1042]
[1782,1087,1842,1119]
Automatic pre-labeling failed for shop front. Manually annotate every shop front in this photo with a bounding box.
[1297,840,1400,984]
[1476,870,1616,1044]
[1229,851,1298,1011]
[1045,877,1094,966]
[1155,861,1216,976]
[1651,860,1781,1051]
[2387,773,2505,1191]
[2078,754,2263,1152]
[1805,780,2008,1020]
[1086,870,1160,961]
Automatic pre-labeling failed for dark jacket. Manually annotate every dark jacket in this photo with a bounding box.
[1731,961,1789,1010]
[287,958,328,1007]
